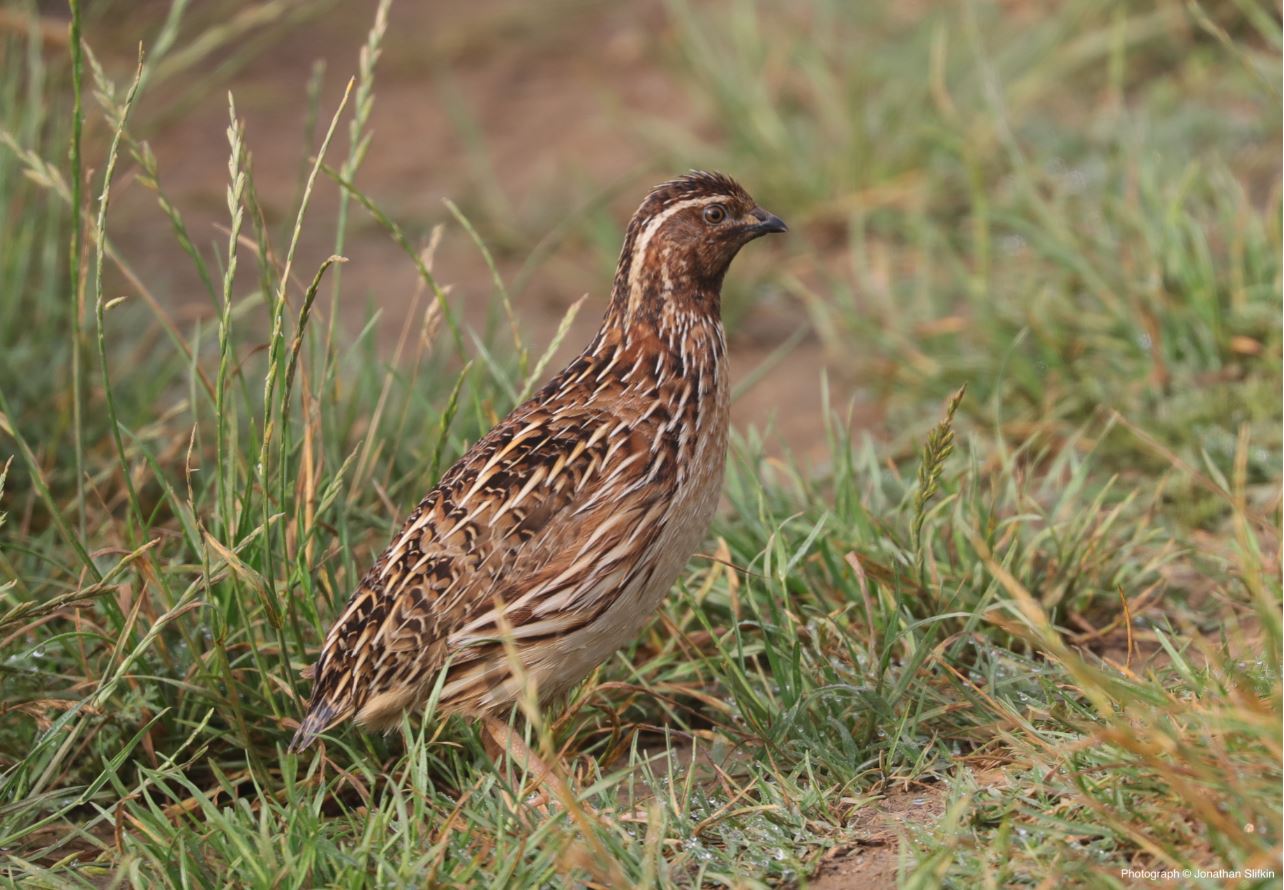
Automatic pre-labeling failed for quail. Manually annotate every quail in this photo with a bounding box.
[291,171,786,752]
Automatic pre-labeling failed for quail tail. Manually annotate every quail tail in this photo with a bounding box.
[289,701,346,752]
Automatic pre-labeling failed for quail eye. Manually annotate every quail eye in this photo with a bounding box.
[702,204,727,224]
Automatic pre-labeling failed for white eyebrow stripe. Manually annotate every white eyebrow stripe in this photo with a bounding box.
[625,194,730,323]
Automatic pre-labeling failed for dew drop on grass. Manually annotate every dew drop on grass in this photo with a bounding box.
[683,838,710,860]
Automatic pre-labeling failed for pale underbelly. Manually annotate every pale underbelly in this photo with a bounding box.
[475,463,723,711]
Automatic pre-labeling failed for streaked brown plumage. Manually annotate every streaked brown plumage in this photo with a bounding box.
[290,171,786,751]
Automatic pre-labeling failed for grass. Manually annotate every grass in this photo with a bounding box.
[0,0,1280,887]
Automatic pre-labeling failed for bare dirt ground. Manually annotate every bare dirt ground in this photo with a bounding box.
[808,785,948,890]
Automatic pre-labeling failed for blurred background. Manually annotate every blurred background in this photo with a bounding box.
[18,0,1280,469]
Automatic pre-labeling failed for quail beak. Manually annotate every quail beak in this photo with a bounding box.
[748,207,788,236]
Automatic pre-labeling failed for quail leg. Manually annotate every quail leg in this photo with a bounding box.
[483,716,556,813]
